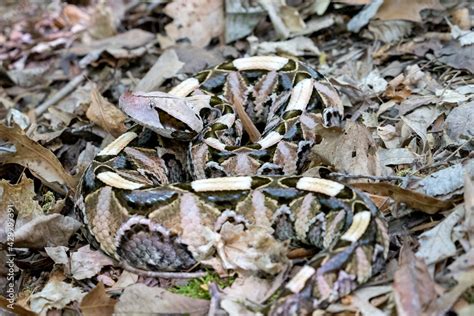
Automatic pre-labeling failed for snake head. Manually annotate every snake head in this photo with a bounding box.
[119,91,205,141]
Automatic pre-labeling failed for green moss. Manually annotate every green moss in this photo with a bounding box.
[42,191,56,213]
[171,272,234,300]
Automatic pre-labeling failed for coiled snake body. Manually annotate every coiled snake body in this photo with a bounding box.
[78,56,389,307]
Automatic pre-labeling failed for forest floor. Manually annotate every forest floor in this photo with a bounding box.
[0,0,473,315]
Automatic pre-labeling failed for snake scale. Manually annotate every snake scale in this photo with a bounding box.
[77,56,389,309]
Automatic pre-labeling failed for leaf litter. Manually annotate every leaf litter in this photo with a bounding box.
[0,0,473,315]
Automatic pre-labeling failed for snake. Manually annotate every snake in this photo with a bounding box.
[77,56,389,309]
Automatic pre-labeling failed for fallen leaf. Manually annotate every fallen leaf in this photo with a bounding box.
[70,29,155,56]
[163,0,224,48]
[352,182,454,214]
[393,244,437,315]
[311,122,385,176]
[0,176,43,243]
[44,246,69,265]
[427,269,474,315]
[250,36,320,56]
[378,148,417,166]
[134,49,184,92]
[415,160,474,198]
[350,286,392,316]
[80,282,117,316]
[0,296,36,316]
[111,270,139,290]
[71,245,114,280]
[444,101,474,151]
[375,0,444,22]
[366,20,414,43]
[225,0,266,43]
[86,87,127,137]
[114,284,209,315]
[435,41,474,74]
[29,280,85,315]
[416,204,464,265]
[347,0,383,33]
[0,124,76,193]
[14,213,81,249]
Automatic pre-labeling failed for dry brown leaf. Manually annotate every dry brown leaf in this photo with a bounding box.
[310,122,384,176]
[80,282,117,316]
[0,176,43,243]
[0,124,76,193]
[163,0,224,48]
[393,244,437,315]
[134,49,184,92]
[29,280,85,315]
[375,0,444,22]
[114,284,209,315]
[352,182,454,214]
[0,296,36,316]
[416,204,464,265]
[71,245,114,280]
[14,214,81,249]
[86,88,127,138]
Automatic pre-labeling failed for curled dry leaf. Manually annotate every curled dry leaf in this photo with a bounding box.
[29,280,85,315]
[393,244,437,316]
[71,245,114,280]
[14,213,81,249]
[86,87,127,138]
[114,284,209,315]
[80,282,117,316]
[0,124,76,193]
[352,182,454,214]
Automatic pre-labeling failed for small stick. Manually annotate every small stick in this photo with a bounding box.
[35,72,87,116]
[120,262,208,279]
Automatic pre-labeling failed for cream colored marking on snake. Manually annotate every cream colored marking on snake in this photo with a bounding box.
[296,177,344,196]
[97,172,145,190]
[233,56,289,71]
[341,211,372,242]
[191,176,253,192]
[98,132,138,156]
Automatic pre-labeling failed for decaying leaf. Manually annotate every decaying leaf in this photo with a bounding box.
[80,282,117,316]
[444,101,474,151]
[352,182,454,214]
[415,160,474,198]
[249,36,320,56]
[71,245,114,280]
[0,124,76,192]
[29,280,85,315]
[163,0,224,48]
[375,0,444,22]
[134,49,184,92]
[416,204,464,265]
[14,213,81,249]
[86,87,127,138]
[393,244,437,315]
[0,176,43,243]
[44,246,69,265]
[311,122,385,176]
[465,169,474,246]
[114,284,209,315]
